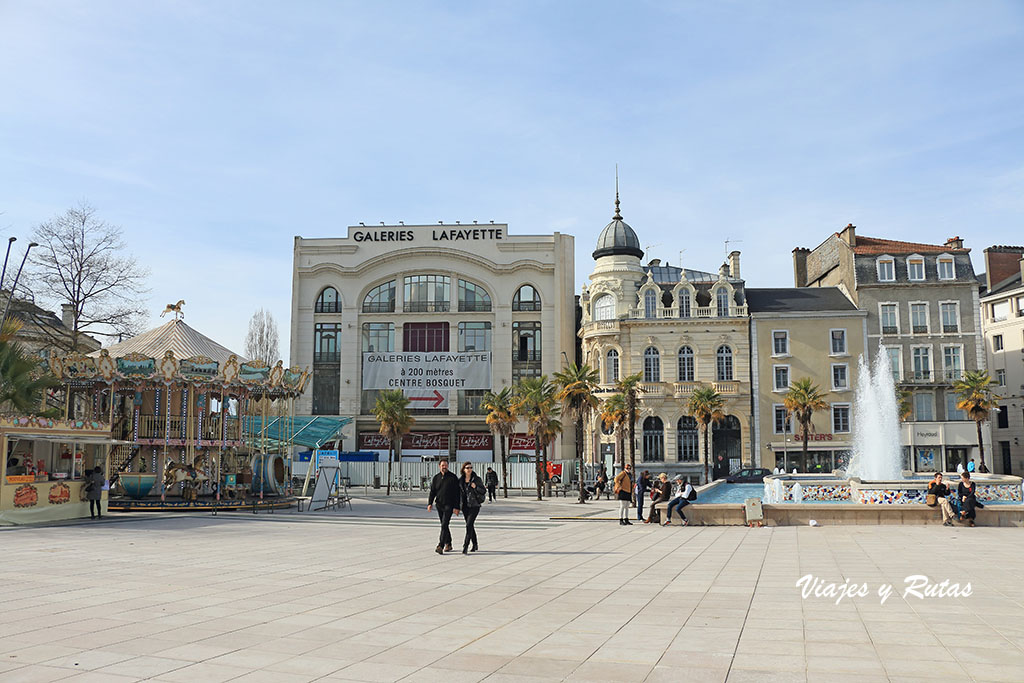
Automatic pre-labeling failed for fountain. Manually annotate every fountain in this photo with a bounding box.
[848,347,903,480]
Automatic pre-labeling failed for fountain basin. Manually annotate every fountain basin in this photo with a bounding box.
[762,472,1023,505]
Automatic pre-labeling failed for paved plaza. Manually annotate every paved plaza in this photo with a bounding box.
[1,493,1023,683]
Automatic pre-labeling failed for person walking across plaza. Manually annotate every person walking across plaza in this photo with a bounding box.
[613,464,633,526]
[645,473,671,524]
[926,472,955,526]
[427,459,461,554]
[484,466,498,502]
[459,463,486,553]
[86,465,104,520]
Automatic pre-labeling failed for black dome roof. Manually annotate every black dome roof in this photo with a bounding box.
[592,195,643,259]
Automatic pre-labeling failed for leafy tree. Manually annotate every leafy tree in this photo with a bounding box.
[372,389,414,496]
[687,385,725,483]
[896,388,913,422]
[784,378,829,463]
[482,386,517,498]
[0,320,57,415]
[553,362,600,503]
[953,370,1001,471]
[614,372,644,476]
[514,376,561,500]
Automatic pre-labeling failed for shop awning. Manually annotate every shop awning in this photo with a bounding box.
[242,416,352,450]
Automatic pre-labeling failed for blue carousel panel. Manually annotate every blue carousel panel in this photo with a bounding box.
[239,362,270,382]
[180,357,219,379]
[116,356,156,376]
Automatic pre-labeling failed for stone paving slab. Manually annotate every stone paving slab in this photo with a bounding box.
[0,494,1022,681]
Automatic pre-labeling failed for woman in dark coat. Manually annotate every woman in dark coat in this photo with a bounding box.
[86,465,104,519]
[957,471,978,527]
[645,473,672,523]
[459,462,485,553]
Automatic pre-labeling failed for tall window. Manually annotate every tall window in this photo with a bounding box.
[642,416,664,462]
[677,417,699,461]
[314,323,341,362]
[940,302,959,333]
[403,275,450,312]
[880,303,898,335]
[716,288,730,317]
[945,393,965,421]
[942,346,961,381]
[915,393,934,421]
[361,323,394,352]
[678,291,691,318]
[677,346,694,382]
[938,257,955,280]
[832,404,851,433]
[458,322,491,351]
[907,256,925,281]
[644,290,658,318]
[716,345,733,381]
[832,364,849,391]
[458,280,491,312]
[643,347,660,382]
[773,365,790,391]
[886,346,902,382]
[593,294,615,321]
[774,405,792,434]
[403,323,449,352]
[362,281,395,313]
[992,301,1010,322]
[912,347,931,381]
[996,368,1006,386]
[772,330,789,356]
[316,287,340,313]
[877,257,895,282]
[910,303,928,334]
[512,321,541,361]
[606,349,619,383]
[830,329,847,355]
[994,334,1003,351]
[997,405,1009,429]
[513,285,541,311]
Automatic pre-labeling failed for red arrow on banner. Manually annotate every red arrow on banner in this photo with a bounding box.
[408,390,445,408]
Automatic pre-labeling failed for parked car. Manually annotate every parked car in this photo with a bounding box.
[726,468,772,483]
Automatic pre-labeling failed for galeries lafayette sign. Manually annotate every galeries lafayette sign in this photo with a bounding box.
[362,352,491,390]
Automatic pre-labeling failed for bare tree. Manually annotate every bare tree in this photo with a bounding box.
[245,308,280,365]
[28,203,149,350]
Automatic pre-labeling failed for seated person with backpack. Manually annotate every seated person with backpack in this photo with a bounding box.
[925,472,955,527]
[664,476,696,526]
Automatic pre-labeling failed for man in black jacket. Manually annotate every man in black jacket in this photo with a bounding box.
[427,459,461,554]
[485,466,499,502]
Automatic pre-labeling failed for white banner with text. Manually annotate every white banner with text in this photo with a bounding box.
[362,352,491,390]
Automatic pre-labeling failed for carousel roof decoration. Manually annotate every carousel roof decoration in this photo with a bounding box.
[49,309,309,397]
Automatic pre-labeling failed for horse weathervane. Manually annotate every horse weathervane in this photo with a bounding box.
[160,299,185,320]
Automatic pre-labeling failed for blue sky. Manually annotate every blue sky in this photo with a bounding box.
[2,1,1023,361]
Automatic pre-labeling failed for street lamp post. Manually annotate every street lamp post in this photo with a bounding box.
[0,241,39,329]
[0,236,16,295]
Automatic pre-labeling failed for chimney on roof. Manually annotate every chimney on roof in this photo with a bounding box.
[945,236,964,250]
[728,251,741,279]
[792,247,810,287]
[983,245,1024,291]
[839,223,856,247]
[60,303,75,330]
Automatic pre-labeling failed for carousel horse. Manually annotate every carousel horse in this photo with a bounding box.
[160,299,185,319]
[163,461,209,502]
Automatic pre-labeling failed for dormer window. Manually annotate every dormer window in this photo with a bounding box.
[644,290,658,318]
[716,288,730,317]
[937,255,955,280]
[877,256,895,282]
[907,255,925,281]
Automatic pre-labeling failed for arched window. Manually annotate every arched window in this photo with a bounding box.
[593,294,615,321]
[316,287,339,313]
[642,416,664,462]
[644,290,658,318]
[677,346,694,382]
[606,349,619,383]
[677,416,699,462]
[712,415,742,479]
[716,345,733,381]
[403,275,450,312]
[458,280,491,312]
[513,285,541,311]
[362,281,395,313]
[716,288,730,317]
[643,347,660,382]
[678,290,691,318]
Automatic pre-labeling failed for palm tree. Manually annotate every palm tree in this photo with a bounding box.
[953,370,1001,471]
[514,376,561,500]
[553,362,600,503]
[783,378,829,463]
[896,388,913,422]
[482,386,516,498]
[688,385,725,484]
[614,373,644,476]
[600,393,628,469]
[0,320,57,416]
[372,389,414,496]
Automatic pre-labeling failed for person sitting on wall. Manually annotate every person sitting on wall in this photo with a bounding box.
[926,472,955,527]
[664,476,693,527]
[957,471,979,527]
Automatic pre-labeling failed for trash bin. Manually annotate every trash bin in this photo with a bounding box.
[373,475,381,489]
[544,481,552,497]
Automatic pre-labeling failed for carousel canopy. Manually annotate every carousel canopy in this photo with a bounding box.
[243,415,352,449]
[90,319,244,364]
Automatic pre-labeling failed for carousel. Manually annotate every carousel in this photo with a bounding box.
[48,306,320,511]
